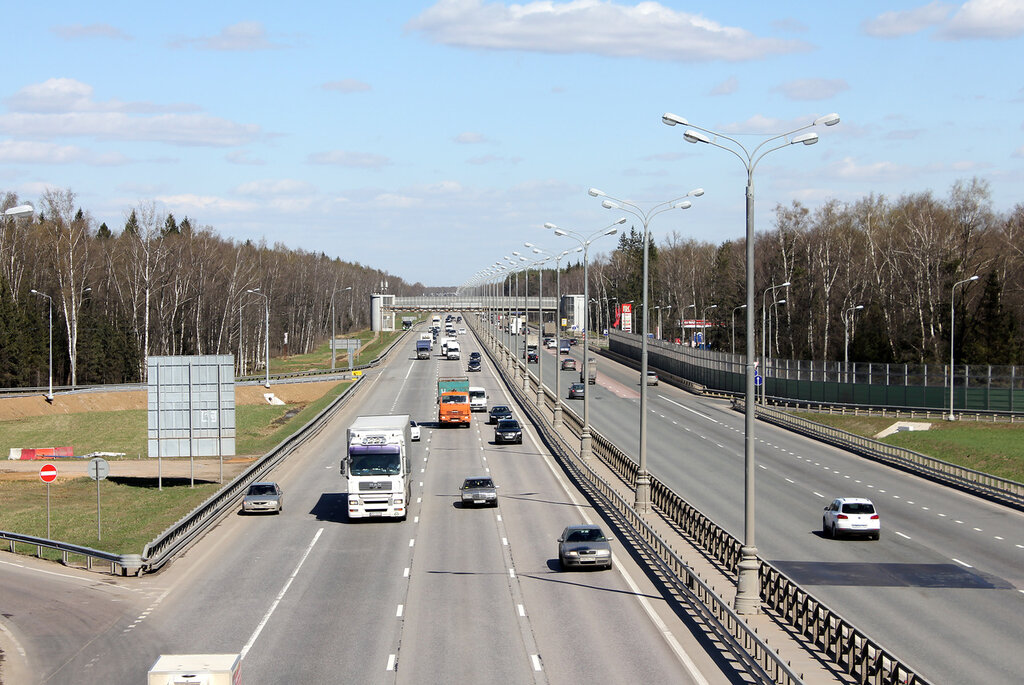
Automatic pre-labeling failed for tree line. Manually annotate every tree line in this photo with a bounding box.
[0,188,426,388]
[536,178,1022,367]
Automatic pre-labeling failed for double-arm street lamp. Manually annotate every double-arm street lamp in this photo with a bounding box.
[663,109,839,615]
[653,305,671,340]
[545,218,626,461]
[843,304,864,383]
[525,243,582,426]
[589,186,704,513]
[29,289,53,401]
[331,286,352,370]
[731,304,747,355]
[949,275,979,420]
[246,288,271,388]
[701,304,718,349]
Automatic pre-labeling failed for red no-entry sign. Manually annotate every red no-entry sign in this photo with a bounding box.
[39,464,57,483]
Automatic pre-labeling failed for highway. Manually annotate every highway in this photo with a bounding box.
[0,326,730,684]
[517,324,1024,685]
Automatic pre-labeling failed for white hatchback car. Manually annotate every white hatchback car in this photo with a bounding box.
[822,497,880,540]
[409,420,421,441]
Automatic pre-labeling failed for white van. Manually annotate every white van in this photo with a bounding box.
[447,341,461,360]
[468,387,487,412]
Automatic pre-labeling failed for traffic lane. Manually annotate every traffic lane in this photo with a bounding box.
[397,406,534,685]
[487,424,713,684]
[0,555,164,684]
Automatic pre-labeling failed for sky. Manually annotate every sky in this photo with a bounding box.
[2,1,1023,287]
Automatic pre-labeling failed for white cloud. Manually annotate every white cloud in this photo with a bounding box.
[234,179,317,196]
[775,78,849,101]
[940,0,1024,38]
[51,23,132,41]
[455,132,488,143]
[0,139,132,165]
[0,112,261,147]
[307,150,392,168]
[226,150,266,165]
[862,2,953,38]
[830,157,911,181]
[1013,144,1024,158]
[712,113,841,135]
[407,0,812,62]
[323,79,372,93]
[6,78,199,114]
[709,76,738,96]
[154,193,255,213]
[171,21,287,51]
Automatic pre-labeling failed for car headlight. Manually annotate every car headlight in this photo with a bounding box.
[595,549,610,557]
[565,550,580,557]
[393,498,404,506]
[349,497,360,505]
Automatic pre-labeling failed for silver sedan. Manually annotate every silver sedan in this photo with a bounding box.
[557,524,612,570]
[242,482,283,514]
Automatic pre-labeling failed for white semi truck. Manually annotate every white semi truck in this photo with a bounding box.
[343,415,411,520]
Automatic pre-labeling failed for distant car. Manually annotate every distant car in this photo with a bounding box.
[822,497,880,540]
[488,405,513,424]
[468,359,482,372]
[544,337,556,348]
[410,420,421,441]
[460,476,497,507]
[527,351,539,363]
[561,358,577,371]
[557,524,612,570]
[568,383,585,399]
[458,328,466,335]
[645,371,659,386]
[457,316,462,323]
[242,482,283,514]
[569,338,578,346]
[469,351,481,360]
[494,418,523,444]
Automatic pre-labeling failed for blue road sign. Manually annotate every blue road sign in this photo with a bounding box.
[754,373,762,386]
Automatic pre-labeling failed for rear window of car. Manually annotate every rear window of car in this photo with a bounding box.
[842,502,875,514]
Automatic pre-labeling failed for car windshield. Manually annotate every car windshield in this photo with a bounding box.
[566,528,605,542]
[442,396,468,404]
[491,406,509,414]
[842,502,875,515]
[248,484,277,496]
[497,420,519,430]
[464,479,494,489]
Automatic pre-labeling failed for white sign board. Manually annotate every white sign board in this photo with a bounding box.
[148,355,236,458]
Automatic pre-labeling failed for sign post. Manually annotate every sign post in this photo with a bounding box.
[40,464,57,538]
[88,457,110,540]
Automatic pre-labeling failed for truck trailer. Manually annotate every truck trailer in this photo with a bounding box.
[343,415,411,520]
[438,377,471,426]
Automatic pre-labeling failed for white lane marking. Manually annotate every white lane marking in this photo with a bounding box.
[994,536,1004,541]
[403,567,410,578]
[531,654,543,671]
[396,605,404,617]
[895,531,911,539]
[409,539,415,547]
[0,620,27,659]
[785,478,795,484]
[813,492,825,498]
[659,396,717,423]
[414,516,419,524]
[518,604,526,617]
[502,537,508,546]
[241,527,323,659]
[509,568,516,578]
[952,558,973,568]
[386,654,397,671]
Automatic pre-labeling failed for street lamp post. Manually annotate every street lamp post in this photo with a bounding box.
[843,304,864,383]
[701,304,718,349]
[29,289,53,401]
[246,289,271,388]
[331,286,352,370]
[654,305,671,340]
[767,300,786,381]
[546,218,625,461]
[527,243,581,427]
[590,187,704,513]
[731,304,747,356]
[663,108,839,615]
[761,282,791,404]
[949,275,979,420]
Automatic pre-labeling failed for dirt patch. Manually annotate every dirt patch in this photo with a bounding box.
[0,380,342,421]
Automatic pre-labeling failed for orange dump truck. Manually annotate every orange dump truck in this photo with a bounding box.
[438,376,471,427]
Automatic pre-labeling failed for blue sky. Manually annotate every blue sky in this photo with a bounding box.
[2,1,1022,286]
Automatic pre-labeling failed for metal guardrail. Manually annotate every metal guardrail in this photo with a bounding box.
[0,330,411,575]
[474,320,800,685]
[471,316,931,685]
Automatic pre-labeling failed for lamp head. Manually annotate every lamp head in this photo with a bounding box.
[604,227,619,237]
[855,304,863,310]
[3,204,34,219]
[554,229,567,236]
[675,200,692,210]
[792,132,818,146]
[708,304,718,310]
[601,200,617,210]
[969,275,979,281]
[815,112,840,127]
[781,281,792,287]
[684,129,711,144]
[588,188,605,197]
[543,222,557,229]
[689,188,705,197]
[614,217,627,225]
[661,113,687,127]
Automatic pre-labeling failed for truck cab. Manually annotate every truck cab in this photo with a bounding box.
[447,341,461,359]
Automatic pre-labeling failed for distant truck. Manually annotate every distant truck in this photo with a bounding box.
[560,339,571,355]
[438,377,471,426]
[402,316,415,330]
[523,333,539,357]
[440,337,457,356]
[419,332,433,349]
[581,357,597,384]
[416,339,431,359]
[343,415,411,520]
[148,654,241,685]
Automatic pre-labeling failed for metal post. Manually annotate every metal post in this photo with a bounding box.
[949,276,978,420]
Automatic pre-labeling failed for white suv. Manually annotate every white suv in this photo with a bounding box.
[822,497,880,540]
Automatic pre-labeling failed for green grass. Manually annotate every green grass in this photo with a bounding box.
[0,380,350,557]
[267,328,404,375]
[790,411,1024,483]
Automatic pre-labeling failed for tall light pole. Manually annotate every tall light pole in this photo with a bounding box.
[663,109,839,615]
[767,300,786,379]
[590,186,704,513]
[949,275,979,420]
[29,289,53,401]
[680,303,696,344]
[843,304,864,383]
[546,218,625,461]
[761,282,791,404]
[701,304,718,349]
[731,304,746,355]
[331,286,352,370]
[246,289,271,388]
[526,243,581,427]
